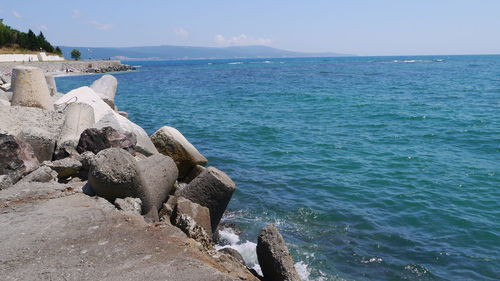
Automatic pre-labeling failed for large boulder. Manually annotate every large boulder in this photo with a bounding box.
[76,126,136,155]
[56,102,95,158]
[44,158,82,179]
[172,197,213,248]
[54,86,114,122]
[178,167,236,231]
[94,111,158,156]
[44,74,57,96]
[136,154,178,221]
[0,134,40,189]
[256,224,300,281]
[150,126,208,178]
[19,166,57,183]
[90,74,118,106]
[10,66,53,110]
[17,127,56,162]
[87,148,142,202]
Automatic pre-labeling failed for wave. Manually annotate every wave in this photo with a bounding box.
[216,227,323,281]
[228,62,244,65]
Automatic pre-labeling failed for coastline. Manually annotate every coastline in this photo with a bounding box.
[0,64,301,280]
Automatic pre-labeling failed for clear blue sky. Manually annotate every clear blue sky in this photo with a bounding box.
[1,0,499,56]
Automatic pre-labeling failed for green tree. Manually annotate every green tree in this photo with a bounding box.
[55,46,62,56]
[71,49,81,60]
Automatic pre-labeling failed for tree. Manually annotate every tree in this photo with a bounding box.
[55,46,62,56]
[71,49,81,60]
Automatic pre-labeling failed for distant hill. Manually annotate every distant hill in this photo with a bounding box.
[59,45,352,60]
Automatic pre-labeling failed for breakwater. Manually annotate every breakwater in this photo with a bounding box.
[0,65,303,280]
[0,60,134,75]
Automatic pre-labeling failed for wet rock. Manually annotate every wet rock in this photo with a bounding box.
[88,148,142,202]
[0,134,39,189]
[10,66,52,110]
[54,86,114,122]
[19,166,57,183]
[137,154,178,221]
[150,126,207,178]
[178,167,236,231]
[114,197,142,215]
[44,158,82,179]
[95,111,158,156]
[256,224,300,281]
[76,126,137,155]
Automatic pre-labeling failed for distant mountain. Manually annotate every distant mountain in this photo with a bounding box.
[59,45,352,61]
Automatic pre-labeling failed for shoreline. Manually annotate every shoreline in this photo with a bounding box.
[0,65,301,280]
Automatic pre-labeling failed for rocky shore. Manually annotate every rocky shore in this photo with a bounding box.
[0,65,302,280]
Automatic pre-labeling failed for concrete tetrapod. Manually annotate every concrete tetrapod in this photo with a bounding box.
[88,148,142,202]
[57,102,95,156]
[137,154,178,221]
[90,74,118,107]
[10,66,52,110]
[54,86,114,122]
[44,74,57,96]
[177,167,236,232]
[150,126,208,178]
[257,224,300,281]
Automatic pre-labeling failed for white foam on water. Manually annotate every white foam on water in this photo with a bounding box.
[216,228,322,281]
[228,62,244,65]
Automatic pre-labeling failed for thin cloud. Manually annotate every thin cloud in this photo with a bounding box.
[214,34,272,46]
[39,25,48,31]
[12,10,21,19]
[72,9,81,18]
[174,27,189,39]
[88,20,113,31]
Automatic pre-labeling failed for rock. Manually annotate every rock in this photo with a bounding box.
[44,158,82,179]
[0,91,9,102]
[183,164,206,184]
[0,83,11,92]
[19,166,57,183]
[0,99,9,107]
[55,102,95,159]
[151,126,207,178]
[114,197,142,215]
[218,247,246,266]
[159,195,177,221]
[18,127,56,162]
[76,126,137,155]
[90,74,118,104]
[54,86,114,122]
[10,66,52,110]
[256,224,300,281]
[0,134,40,189]
[0,106,64,141]
[136,154,178,221]
[77,151,95,180]
[172,197,212,249]
[94,111,158,156]
[88,148,142,202]
[174,197,212,235]
[44,74,57,96]
[4,91,13,101]
[178,167,236,231]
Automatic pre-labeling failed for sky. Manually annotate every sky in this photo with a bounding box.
[0,0,499,56]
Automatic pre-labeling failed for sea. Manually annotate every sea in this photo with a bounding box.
[56,55,500,281]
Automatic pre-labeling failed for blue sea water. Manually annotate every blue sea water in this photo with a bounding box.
[56,55,500,281]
